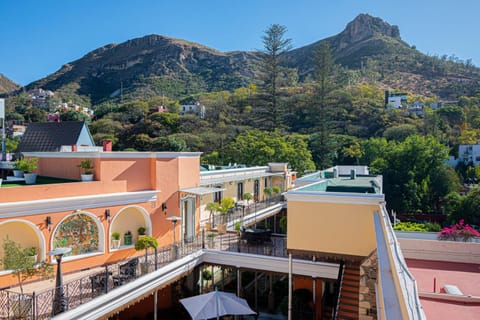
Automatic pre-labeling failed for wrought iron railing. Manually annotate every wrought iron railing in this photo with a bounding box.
[0,222,288,319]
[211,196,283,228]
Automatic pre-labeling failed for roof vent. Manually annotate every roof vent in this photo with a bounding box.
[350,169,356,180]
[333,168,338,178]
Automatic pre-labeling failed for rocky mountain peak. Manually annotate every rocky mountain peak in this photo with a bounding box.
[338,14,400,48]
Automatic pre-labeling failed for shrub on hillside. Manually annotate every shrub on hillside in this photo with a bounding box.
[393,221,441,232]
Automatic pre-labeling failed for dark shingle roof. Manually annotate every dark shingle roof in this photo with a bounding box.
[18,121,87,152]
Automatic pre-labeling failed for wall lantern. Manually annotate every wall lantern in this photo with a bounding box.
[105,209,111,223]
[46,216,53,231]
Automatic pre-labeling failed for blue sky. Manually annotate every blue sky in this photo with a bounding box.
[0,0,478,85]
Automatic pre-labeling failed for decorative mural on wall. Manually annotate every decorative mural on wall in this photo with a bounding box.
[53,213,99,256]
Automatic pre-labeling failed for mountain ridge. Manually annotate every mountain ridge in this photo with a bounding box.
[26,14,480,103]
[0,73,20,95]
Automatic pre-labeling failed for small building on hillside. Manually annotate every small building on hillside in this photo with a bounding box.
[385,90,408,109]
[459,143,480,166]
[17,121,96,153]
[180,102,205,118]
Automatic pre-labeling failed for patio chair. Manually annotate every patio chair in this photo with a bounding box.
[113,257,139,286]
[90,272,110,294]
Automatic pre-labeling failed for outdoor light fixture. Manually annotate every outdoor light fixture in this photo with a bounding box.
[48,247,72,316]
[46,216,53,231]
[105,209,111,222]
[162,202,167,213]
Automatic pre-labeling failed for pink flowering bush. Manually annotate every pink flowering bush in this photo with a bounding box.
[438,219,480,241]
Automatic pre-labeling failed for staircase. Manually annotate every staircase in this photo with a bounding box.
[336,265,360,320]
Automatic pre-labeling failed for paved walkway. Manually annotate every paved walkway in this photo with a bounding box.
[8,266,106,294]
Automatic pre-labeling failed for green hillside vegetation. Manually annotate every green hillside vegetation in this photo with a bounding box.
[3,14,480,223]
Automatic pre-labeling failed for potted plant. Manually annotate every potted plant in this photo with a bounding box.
[207,232,217,249]
[111,232,121,249]
[124,231,133,246]
[134,236,158,274]
[272,186,281,198]
[243,192,253,206]
[78,159,94,181]
[137,226,146,240]
[14,158,38,184]
[204,202,217,231]
[0,238,52,318]
[215,197,235,234]
[23,247,38,264]
[202,269,212,281]
[279,215,287,234]
[264,187,273,203]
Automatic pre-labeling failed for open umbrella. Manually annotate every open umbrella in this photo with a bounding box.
[180,288,256,320]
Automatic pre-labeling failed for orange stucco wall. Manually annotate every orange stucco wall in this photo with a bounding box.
[118,284,173,319]
[0,153,202,289]
[294,276,323,318]
[98,157,153,191]
[0,180,127,202]
[288,200,380,257]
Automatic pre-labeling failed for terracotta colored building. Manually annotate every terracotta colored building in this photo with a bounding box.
[0,151,202,288]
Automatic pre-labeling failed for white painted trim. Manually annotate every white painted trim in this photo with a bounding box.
[50,211,105,260]
[109,205,152,238]
[54,250,339,320]
[0,219,47,263]
[200,166,269,178]
[0,191,158,218]
[23,152,202,159]
[285,191,384,205]
[62,251,104,262]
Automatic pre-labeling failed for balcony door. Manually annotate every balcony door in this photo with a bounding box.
[181,197,196,243]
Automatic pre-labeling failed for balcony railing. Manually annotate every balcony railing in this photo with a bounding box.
[0,229,287,319]
[378,205,426,320]
[210,195,284,228]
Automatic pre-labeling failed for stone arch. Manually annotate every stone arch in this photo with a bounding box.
[51,211,104,258]
[0,220,46,270]
[109,206,151,248]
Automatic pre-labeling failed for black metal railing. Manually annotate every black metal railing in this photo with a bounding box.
[211,196,284,228]
[0,222,288,319]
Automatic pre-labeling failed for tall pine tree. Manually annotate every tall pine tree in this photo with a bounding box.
[255,24,292,131]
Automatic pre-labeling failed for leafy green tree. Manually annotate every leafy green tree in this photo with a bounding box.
[342,141,362,165]
[308,132,337,169]
[223,129,314,175]
[255,24,292,130]
[383,124,418,141]
[153,136,188,151]
[1,238,52,295]
[60,109,91,122]
[23,106,47,122]
[452,186,480,225]
[368,135,450,213]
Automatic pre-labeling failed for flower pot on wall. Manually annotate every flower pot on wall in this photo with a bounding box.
[13,170,24,178]
[81,174,94,182]
[23,173,37,185]
[28,254,38,264]
[124,233,133,246]
[111,239,121,249]
[217,223,226,234]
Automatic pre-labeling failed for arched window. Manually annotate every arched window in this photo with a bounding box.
[53,213,100,257]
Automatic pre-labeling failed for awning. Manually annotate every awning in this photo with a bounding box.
[180,187,226,196]
[200,172,283,185]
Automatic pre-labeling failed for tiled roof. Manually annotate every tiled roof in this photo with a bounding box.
[18,121,86,152]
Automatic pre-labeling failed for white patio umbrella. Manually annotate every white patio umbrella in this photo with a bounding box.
[180,288,256,320]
